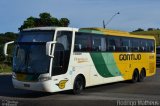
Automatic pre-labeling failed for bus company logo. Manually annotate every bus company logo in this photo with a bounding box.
[119,54,141,61]
[56,80,68,89]
[74,57,88,63]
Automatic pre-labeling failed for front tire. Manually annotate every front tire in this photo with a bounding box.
[73,76,84,95]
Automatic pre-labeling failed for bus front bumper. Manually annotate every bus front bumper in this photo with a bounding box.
[12,78,58,92]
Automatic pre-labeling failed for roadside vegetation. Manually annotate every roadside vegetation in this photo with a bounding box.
[131,28,160,46]
[0,64,12,73]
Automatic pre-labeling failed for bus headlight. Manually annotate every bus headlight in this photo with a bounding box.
[12,72,17,79]
[38,77,51,82]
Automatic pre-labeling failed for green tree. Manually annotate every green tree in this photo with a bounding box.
[50,17,60,26]
[0,44,5,63]
[147,28,156,31]
[19,12,70,31]
[0,32,17,65]
[59,18,70,27]
[39,13,52,26]
[132,28,145,32]
[19,17,36,31]
[39,12,51,19]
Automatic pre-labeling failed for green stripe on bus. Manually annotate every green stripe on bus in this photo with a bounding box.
[90,53,121,78]
[102,53,121,76]
[90,53,113,77]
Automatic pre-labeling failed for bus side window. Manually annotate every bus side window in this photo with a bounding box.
[115,37,123,52]
[147,40,155,52]
[122,38,130,52]
[108,37,116,52]
[140,40,147,52]
[109,37,123,52]
[101,37,106,51]
[131,39,140,52]
[75,44,82,51]
[92,36,102,51]
[56,31,72,51]
[74,32,92,52]
[57,35,68,50]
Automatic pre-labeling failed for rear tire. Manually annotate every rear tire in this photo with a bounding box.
[131,70,139,83]
[73,76,84,95]
[139,69,146,82]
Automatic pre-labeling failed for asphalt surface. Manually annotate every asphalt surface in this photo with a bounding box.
[0,68,160,106]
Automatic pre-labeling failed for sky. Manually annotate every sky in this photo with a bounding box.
[0,0,160,33]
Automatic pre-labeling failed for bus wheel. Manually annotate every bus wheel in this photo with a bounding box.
[73,76,84,95]
[131,70,139,83]
[139,69,146,82]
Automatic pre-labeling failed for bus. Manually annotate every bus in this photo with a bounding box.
[4,27,156,94]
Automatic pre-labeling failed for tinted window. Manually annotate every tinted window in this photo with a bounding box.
[114,37,123,52]
[74,32,155,53]
[92,36,106,51]
[108,37,124,52]
[108,37,116,52]
[19,31,54,42]
[139,39,147,52]
[147,40,155,52]
[121,38,130,52]
[74,32,92,52]
[131,39,140,52]
[56,31,72,50]
[92,36,101,51]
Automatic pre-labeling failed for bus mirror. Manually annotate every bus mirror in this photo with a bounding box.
[46,41,57,58]
[4,41,14,56]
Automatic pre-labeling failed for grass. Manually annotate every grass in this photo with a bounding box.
[0,64,12,73]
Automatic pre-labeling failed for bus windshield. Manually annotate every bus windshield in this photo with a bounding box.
[13,31,54,74]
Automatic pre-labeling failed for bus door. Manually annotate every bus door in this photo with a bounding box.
[51,31,72,90]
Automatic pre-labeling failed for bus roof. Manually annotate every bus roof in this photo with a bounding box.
[22,27,155,40]
[79,27,155,40]
[23,27,78,32]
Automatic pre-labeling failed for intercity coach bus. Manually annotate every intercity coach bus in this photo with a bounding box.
[4,27,156,94]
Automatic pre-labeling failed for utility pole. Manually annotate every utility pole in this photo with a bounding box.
[103,12,120,28]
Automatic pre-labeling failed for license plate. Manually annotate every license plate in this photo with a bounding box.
[24,84,30,87]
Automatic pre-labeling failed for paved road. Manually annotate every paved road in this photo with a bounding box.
[0,69,160,106]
